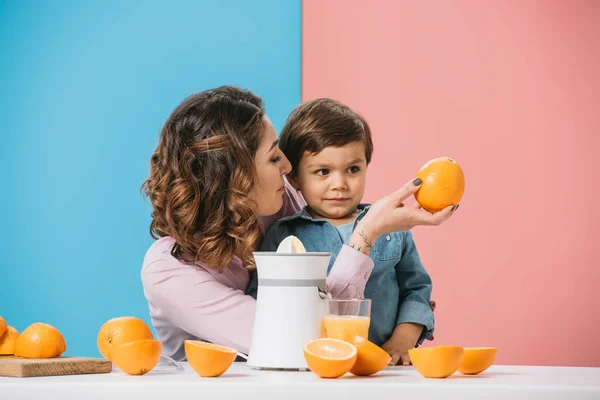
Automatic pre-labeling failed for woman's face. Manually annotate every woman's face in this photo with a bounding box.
[251,116,292,216]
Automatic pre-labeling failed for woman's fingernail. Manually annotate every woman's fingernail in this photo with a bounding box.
[412,178,422,186]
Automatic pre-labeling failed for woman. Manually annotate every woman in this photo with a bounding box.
[141,86,455,361]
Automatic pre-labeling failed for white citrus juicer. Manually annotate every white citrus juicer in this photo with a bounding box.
[247,236,331,370]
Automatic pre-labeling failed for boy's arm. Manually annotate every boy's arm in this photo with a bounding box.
[383,231,434,365]
[394,231,435,344]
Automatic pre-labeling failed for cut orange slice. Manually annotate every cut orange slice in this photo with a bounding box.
[458,347,497,375]
[185,340,237,377]
[111,339,162,375]
[409,345,464,378]
[348,336,391,376]
[303,338,357,378]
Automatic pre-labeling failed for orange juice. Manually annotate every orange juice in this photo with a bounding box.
[323,315,370,341]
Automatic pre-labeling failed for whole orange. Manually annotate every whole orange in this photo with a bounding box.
[0,326,20,355]
[0,316,6,337]
[97,316,154,360]
[14,323,66,358]
[415,157,465,212]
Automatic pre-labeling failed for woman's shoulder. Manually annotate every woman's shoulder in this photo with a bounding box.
[140,236,250,296]
[141,236,208,286]
[141,236,203,278]
[143,236,177,266]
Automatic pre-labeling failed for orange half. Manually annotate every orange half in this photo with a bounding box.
[185,340,237,377]
[111,339,162,376]
[304,338,357,379]
[348,336,391,376]
[409,345,464,378]
[458,347,497,375]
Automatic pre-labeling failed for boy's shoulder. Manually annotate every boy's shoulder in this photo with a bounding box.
[264,206,321,237]
[261,207,330,251]
[269,206,312,228]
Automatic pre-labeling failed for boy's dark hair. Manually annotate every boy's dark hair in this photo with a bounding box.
[279,98,373,172]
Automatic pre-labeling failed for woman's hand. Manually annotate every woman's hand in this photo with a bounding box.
[360,178,457,237]
[347,178,457,255]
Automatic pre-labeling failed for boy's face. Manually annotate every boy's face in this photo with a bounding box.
[290,141,367,222]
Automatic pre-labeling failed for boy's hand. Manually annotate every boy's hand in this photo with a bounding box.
[382,323,423,366]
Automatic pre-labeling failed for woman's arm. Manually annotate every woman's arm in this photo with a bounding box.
[142,246,257,354]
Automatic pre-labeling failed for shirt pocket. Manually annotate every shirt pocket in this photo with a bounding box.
[371,232,402,261]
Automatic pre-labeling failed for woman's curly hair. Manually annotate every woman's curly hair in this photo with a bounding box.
[142,86,266,271]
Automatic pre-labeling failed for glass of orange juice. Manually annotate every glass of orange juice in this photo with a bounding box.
[323,299,371,341]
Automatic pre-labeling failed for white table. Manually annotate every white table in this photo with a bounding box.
[1,362,599,399]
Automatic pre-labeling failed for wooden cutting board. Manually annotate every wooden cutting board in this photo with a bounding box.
[0,356,112,377]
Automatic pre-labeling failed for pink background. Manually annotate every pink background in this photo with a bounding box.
[303,0,600,367]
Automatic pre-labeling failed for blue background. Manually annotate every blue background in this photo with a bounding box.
[0,0,301,357]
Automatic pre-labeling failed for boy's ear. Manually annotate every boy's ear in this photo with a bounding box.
[286,172,301,190]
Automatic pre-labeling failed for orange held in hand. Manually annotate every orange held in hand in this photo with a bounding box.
[458,347,498,375]
[348,335,391,376]
[303,338,357,379]
[184,340,237,377]
[0,326,20,355]
[97,316,154,360]
[14,323,66,358]
[415,157,465,213]
[110,339,162,375]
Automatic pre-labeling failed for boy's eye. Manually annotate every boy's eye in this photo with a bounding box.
[270,156,282,163]
[315,169,329,176]
[348,166,360,173]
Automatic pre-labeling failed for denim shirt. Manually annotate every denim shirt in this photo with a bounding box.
[248,204,434,347]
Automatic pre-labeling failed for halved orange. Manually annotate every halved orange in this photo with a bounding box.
[303,338,357,379]
[409,345,464,378]
[111,339,162,375]
[458,347,497,375]
[184,340,237,377]
[348,336,391,376]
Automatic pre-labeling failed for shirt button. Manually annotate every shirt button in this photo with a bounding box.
[385,235,391,241]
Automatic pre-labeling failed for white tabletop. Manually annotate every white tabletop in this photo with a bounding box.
[1,362,599,400]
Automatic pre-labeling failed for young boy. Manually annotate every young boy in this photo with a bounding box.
[250,98,434,366]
